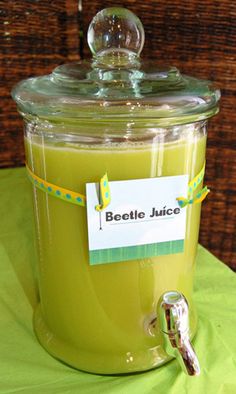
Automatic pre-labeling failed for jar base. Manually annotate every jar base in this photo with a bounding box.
[33,304,197,375]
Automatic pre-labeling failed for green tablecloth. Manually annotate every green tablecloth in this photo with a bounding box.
[0,167,236,394]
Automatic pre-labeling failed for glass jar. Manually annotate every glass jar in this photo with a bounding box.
[12,8,220,375]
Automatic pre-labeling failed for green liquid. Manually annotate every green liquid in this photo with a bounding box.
[25,133,206,374]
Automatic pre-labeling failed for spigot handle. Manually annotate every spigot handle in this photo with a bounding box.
[157,291,200,376]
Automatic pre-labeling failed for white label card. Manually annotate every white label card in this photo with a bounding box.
[86,175,188,265]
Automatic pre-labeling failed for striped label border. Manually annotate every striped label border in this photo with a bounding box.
[89,239,184,265]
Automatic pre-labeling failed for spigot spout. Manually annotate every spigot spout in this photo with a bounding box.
[157,291,200,376]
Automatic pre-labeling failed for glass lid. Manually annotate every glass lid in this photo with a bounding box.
[12,7,220,126]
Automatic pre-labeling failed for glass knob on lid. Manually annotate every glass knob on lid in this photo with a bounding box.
[87,7,145,66]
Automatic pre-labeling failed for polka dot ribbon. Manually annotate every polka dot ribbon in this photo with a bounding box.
[176,162,210,208]
[95,173,111,212]
[26,163,111,211]
[26,162,208,211]
[26,164,86,207]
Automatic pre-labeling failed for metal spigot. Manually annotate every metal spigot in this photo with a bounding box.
[157,291,200,376]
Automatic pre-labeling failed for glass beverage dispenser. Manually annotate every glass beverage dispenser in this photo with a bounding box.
[12,8,220,376]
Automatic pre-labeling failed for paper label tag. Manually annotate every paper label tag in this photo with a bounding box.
[86,175,188,265]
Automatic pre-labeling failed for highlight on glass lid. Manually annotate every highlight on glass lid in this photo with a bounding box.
[12,7,220,126]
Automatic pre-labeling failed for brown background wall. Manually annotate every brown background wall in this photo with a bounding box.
[0,0,236,269]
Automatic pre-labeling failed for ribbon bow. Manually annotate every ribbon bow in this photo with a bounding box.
[176,163,209,208]
[176,185,210,208]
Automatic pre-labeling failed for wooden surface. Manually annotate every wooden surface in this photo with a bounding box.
[0,0,236,269]
[0,0,81,167]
